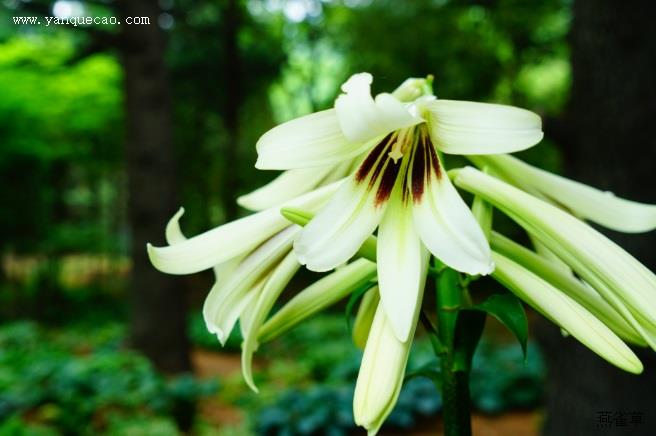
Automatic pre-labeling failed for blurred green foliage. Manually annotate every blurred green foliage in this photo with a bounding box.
[0,0,570,255]
[1,0,569,433]
[0,321,217,435]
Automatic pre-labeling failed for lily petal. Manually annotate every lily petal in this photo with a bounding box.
[256,109,369,170]
[377,190,424,342]
[237,167,334,211]
[410,141,493,275]
[492,252,643,374]
[148,182,339,275]
[295,177,388,272]
[150,207,285,275]
[471,154,656,233]
[203,227,297,344]
[335,73,422,144]
[425,99,543,155]
[165,207,187,244]
[241,252,300,392]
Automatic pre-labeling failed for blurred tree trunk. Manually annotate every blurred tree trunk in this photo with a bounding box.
[118,0,191,373]
[540,1,656,435]
[221,0,242,221]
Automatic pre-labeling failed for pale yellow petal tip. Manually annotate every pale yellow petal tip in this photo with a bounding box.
[387,320,412,344]
[254,156,267,170]
[145,243,161,269]
[630,360,644,375]
[245,377,260,394]
[207,324,227,347]
[236,194,255,210]
[242,360,261,393]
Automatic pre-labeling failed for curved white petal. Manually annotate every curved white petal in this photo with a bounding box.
[148,207,286,275]
[335,73,422,144]
[377,191,424,342]
[202,227,297,344]
[426,99,543,155]
[241,252,300,392]
[256,109,369,170]
[473,154,656,233]
[237,166,334,211]
[204,277,263,345]
[411,147,493,275]
[148,181,339,275]
[295,177,387,272]
[492,252,642,374]
[165,207,187,244]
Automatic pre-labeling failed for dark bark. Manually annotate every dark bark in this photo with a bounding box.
[221,0,242,221]
[540,1,656,435]
[118,0,190,373]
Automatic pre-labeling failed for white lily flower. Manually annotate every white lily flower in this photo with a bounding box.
[469,154,656,233]
[256,72,543,341]
[492,252,643,374]
[454,167,656,349]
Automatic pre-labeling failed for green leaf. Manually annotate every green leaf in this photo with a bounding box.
[452,309,486,372]
[475,293,528,359]
[452,293,528,372]
[404,360,442,389]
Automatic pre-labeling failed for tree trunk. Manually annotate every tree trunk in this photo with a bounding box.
[540,1,656,435]
[221,0,242,221]
[118,0,190,373]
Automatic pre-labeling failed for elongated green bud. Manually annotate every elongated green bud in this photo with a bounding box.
[490,232,646,346]
[492,252,643,374]
[352,287,380,349]
[454,167,656,350]
[258,259,377,343]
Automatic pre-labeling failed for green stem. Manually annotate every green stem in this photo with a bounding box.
[436,264,472,436]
